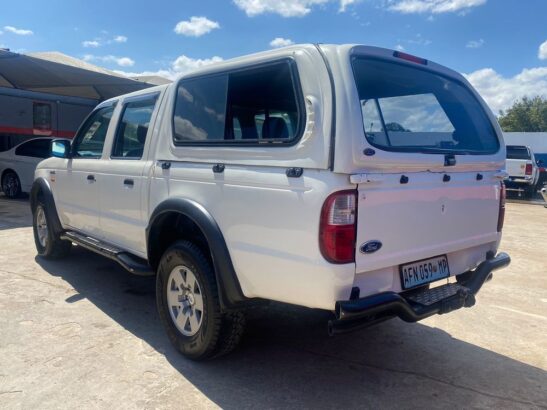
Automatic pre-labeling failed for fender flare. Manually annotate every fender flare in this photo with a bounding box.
[30,178,63,236]
[146,198,248,310]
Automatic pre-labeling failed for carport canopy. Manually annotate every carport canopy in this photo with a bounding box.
[0,50,154,101]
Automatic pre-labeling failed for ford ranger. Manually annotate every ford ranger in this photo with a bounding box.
[30,44,511,360]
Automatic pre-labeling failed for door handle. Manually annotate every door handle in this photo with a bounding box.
[87,174,96,182]
[123,178,134,187]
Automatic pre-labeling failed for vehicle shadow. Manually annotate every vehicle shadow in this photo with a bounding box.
[0,195,32,230]
[36,247,547,409]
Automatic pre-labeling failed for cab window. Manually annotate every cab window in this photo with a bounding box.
[73,106,114,158]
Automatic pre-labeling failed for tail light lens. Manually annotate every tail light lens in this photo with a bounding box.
[497,182,506,232]
[319,190,357,264]
[525,163,533,175]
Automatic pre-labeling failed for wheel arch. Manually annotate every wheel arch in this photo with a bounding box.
[1,167,16,180]
[30,178,63,236]
[147,197,248,310]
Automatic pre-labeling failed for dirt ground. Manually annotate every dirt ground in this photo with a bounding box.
[0,197,546,409]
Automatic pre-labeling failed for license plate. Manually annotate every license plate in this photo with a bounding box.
[399,255,450,290]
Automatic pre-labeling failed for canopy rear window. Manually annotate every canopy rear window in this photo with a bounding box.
[352,57,499,155]
[506,146,530,160]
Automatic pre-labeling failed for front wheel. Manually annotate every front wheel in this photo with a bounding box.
[33,201,71,258]
[156,240,245,360]
[2,171,22,198]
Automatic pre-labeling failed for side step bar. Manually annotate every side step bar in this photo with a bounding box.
[61,231,154,276]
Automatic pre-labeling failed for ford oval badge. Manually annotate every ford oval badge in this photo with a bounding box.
[361,240,382,254]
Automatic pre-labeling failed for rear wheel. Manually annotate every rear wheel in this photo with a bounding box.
[2,171,22,198]
[156,240,245,360]
[33,201,71,258]
[524,184,537,198]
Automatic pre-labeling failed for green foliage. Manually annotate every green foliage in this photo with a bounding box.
[498,96,547,132]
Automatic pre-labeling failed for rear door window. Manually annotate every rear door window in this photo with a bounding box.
[112,94,158,159]
[352,57,499,154]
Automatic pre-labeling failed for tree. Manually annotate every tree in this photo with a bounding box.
[498,96,547,132]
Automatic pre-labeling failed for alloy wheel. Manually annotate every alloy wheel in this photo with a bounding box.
[166,265,204,336]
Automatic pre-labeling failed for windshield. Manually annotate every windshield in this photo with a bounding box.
[506,146,530,160]
[352,57,499,154]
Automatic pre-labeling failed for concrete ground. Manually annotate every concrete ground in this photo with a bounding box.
[0,196,546,409]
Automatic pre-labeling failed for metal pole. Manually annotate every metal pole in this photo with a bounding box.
[541,187,547,208]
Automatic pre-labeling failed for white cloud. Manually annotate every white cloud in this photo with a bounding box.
[539,40,547,60]
[83,54,135,67]
[174,16,220,37]
[82,40,100,48]
[116,54,223,81]
[270,37,294,48]
[465,67,547,113]
[172,55,223,73]
[395,44,405,51]
[3,25,33,36]
[406,33,432,46]
[388,0,486,14]
[233,0,329,17]
[339,0,359,12]
[113,35,127,43]
[466,38,485,48]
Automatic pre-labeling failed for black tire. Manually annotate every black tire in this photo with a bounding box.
[2,170,22,198]
[156,240,245,360]
[524,184,537,198]
[33,200,72,259]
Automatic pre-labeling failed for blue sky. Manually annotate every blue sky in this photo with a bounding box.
[1,0,546,113]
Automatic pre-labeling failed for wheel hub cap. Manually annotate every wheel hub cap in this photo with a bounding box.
[36,206,48,248]
[166,265,204,336]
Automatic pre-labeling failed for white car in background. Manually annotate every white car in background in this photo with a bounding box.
[0,138,58,198]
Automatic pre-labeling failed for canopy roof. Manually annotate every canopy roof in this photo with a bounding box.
[0,50,161,100]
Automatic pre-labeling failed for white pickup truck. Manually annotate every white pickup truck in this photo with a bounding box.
[505,145,540,197]
[31,44,510,360]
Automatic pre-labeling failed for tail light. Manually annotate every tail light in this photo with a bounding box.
[497,182,506,232]
[525,163,533,175]
[393,51,428,65]
[319,190,357,264]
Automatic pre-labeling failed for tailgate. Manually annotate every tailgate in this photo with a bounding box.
[506,159,527,177]
[355,171,502,274]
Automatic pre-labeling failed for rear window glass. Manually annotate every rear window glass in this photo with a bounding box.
[506,146,530,160]
[352,58,499,154]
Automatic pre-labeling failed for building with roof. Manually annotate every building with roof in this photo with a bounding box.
[0,49,170,150]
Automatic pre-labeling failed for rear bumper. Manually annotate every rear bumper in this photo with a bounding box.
[505,177,533,185]
[328,252,510,335]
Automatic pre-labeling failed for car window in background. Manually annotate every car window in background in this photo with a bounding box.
[506,146,530,160]
[14,138,51,159]
[73,106,114,158]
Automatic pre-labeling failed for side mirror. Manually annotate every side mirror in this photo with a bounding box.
[51,139,72,159]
